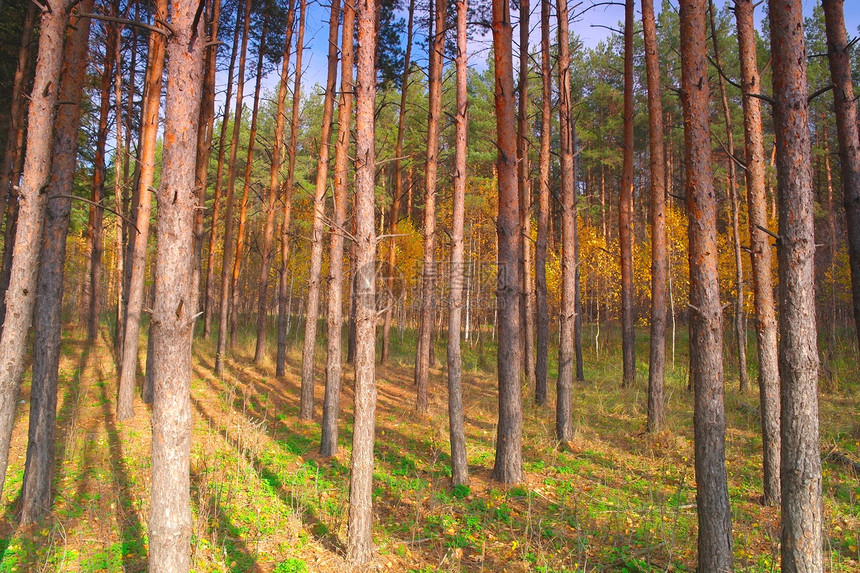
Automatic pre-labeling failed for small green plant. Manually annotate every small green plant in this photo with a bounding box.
[273,557,308,573]
[451,484,470,499]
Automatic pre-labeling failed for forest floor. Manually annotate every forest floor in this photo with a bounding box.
[0,320,858,572]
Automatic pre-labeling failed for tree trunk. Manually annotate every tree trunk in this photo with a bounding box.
[19,0,93,523]
[214,0,252,376]
[446,0,469,486]
[345,0,377,559]
[254,1,295,365]
[229,14,268,348]
[619,0,635,387]
[299,0,340,420]
[534,0,551,407]
[276,0,306,378]
[735,0,780,505]
[643,0,667,432]
[148,0,204,567]
[118,0,168,421]
[823,0,860,349]
[320,0,354,457]
[0,0,72,501]
[414,0,446,414]
[381,0,415,364]
[111,13,125,353]
[517,0,534,391]
[203,6,241,339]
[709,0,748,392]
[490,0,523,484]
[770,0,823,569]
[555,0,575,444]
[679,0,732,568]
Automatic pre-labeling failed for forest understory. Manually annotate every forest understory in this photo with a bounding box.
[0,319,857,572]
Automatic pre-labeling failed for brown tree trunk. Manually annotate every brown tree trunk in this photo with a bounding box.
[345,0,377,559]
[415,0,446,414]
[534,0,551,406]
[679,0,732,569]
[254,2,295,365]
[823,0,860,348]
[490,0,523,484]
[299,0,340,419]
[770,0,823,569]
[118,0,168,421]
[517,0,534,391]
[19,0,93,523]
[555,0,575,444]
[642,0,667,432]
[276,0,306,378]
[203,6,242,339]
[229,14,268,348]
[446,0,469,486]
[735,0,780,505]
[214,0,252,376]
[111,15,125,353]
[320,0,354,457]
[709,0,748,392]
[148,0,204,567]
[381,0,415,364]
[0,0,72,500]
[619,0,635,387]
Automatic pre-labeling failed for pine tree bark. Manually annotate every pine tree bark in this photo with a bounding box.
[214,0,252,376]
[446,0,469,486]
[320,0,354,457]
[735,0,780,506]
[345,0,377,559]
[534,0,551,406]
[299,0,340,419]
[276,0,306,378]
[823,0,860,349]
[491,0,523,484]
[118,0,168,421]
[148,0,204,566]
[414,0,446,414]
[679,0,732,568]
[0,0,72,500]
[19,0,93,523]
[555,0,575,444]
[619,0,636,387]
[111,11,125,353]
[642,0,667,432]
[770,0,823,569]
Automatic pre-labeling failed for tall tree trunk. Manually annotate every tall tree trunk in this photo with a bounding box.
[490,0,523,484]
[709,0,748,392]
[276,0,306,377]
[19,0,93,523]
[643,0,667,432]
[381,0,415,364]
[735,0,780,505]
[0,0,72,500]
[118,0,168,421]
[320,0,354,457]
[555,0,575,444]
[214,0,252,376]
[148,0,204,567]
[446,0,469,486]
[823,0,860,348]
[534,0,551,406]
[679,0,732,568]
[414,0,446,414]
[229,14,268,348]
[517,0,534,390]
[619,0,635,387]
[770,0,823,569]
[85,22,119,341]
[299,0,340,419]
[203,8,242,339]
[345,0,377,559]
[255,0,295,365]
[112,16,126,353]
